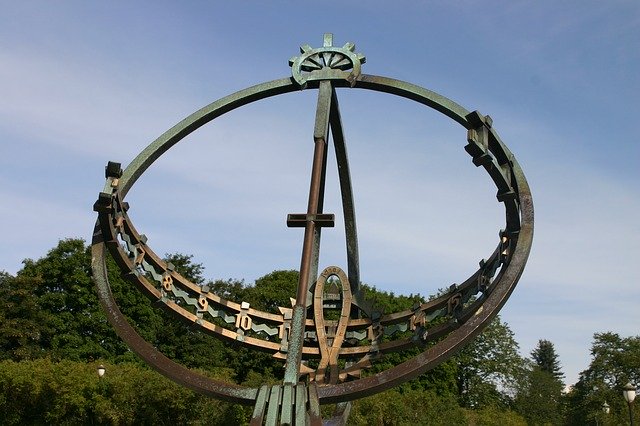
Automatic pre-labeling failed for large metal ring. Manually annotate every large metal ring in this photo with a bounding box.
[92,74,533,404]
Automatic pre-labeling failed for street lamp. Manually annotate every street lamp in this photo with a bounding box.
[97,364,106,378]
[595,401,611,426]
[623,382,636,426]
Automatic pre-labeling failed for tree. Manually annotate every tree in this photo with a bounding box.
[531,339,564,382]
[0,272,53,361]
[249,270,299,313]
[515,363,564,425]
[465,405,527,426]
[0,239,233,368]
[348,387,468,425]
[0,359,245,425]
[163,253,206,285]
[565,332,640,425]
[454,316,525,409]
[1,239,535,422]
[514,339,564,424]
[7,239,128,362]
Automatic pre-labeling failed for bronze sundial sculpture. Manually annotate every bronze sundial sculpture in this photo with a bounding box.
[92,34,533,425]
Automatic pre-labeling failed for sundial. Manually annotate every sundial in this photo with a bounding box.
[92,34,533,425]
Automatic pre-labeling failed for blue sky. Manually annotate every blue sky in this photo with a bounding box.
[1,1,638,388]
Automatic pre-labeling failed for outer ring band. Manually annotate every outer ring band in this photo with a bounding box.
[92,74,533,404]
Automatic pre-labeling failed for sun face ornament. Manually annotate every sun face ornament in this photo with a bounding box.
[92,34,533,425]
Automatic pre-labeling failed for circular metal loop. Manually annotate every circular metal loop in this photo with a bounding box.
[92,73,533,404]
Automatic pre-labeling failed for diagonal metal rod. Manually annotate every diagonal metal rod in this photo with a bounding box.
[284,80,333,384]
[329,87,360,299]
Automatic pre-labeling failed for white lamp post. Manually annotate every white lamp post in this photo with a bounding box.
[97,364,106,378]
[623,382,636,426]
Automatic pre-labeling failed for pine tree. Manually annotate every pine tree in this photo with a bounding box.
[531,339,564,382]
[515,339,565,424]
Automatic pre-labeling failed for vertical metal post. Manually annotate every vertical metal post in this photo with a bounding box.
[283,80,333,384]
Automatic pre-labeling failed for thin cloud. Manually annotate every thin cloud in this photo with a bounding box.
[0,1,637,391]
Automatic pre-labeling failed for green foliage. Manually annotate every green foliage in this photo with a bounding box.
[565,332,640,426]
[514,366,563,425]
[204,270,298,383]
[250,270,299,312]
[355,284,460,398]
[0,359,246,425]
[454,317,525,409]
[164,252,206,285]
[209,277,250,301]
[359,283,424,315]
[514,339,564,425]
[464,405,527,426]
[348,388,467,425]
[0,272,52,360]
[5,239,128,362]
[586,332,640,388]
[109,247,237,372]
[0,239,553,423]
[531,339,564,382]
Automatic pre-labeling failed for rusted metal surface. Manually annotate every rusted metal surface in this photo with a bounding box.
[92,33,533,424]
[90,235,258,404]
[313,267,352,384]
[248,384,319,425]
[284,80,334,384]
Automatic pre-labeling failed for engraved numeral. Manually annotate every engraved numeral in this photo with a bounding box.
[198,295,208,311]
[235,314,252,331]
[162,274,173,291]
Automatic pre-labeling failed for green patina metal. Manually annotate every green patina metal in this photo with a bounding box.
[92,33,533,425]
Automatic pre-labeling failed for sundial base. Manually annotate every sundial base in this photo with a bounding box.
[249,383,322,426]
